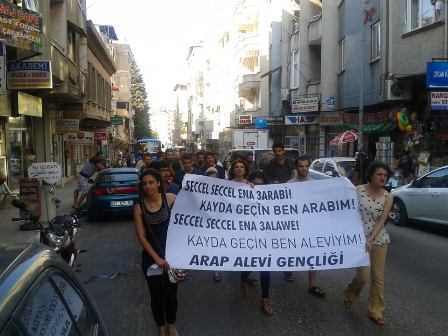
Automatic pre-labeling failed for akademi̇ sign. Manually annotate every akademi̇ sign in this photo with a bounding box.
[7,60,52,89]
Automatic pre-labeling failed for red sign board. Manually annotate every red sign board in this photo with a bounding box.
[94,132,107,140]
[239,114,253,125]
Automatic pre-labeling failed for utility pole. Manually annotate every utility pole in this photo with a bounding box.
[358,25,366,152]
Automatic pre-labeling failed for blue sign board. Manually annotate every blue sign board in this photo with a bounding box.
[255,117,268,129]
[326,96,335,110]
[427,62,448,88]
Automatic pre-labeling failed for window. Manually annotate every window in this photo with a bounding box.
[339,38,345,72]
[290,50,299,89]
[68,29,76,63]
[418,168,448,188]
[406,0,442,31]
[9,0,38,11]
[371,21,380,61]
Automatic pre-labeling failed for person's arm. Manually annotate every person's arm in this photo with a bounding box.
[366,192,393,251]
[134,204,169,268]
[166,193,176,208]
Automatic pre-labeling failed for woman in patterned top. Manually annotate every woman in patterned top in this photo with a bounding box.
[343,161,393,326]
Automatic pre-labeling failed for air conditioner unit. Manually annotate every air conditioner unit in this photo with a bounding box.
[384,79,411,100]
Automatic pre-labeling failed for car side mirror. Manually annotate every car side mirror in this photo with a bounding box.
[410,179,419,187]
[88,178,94,184]
[325,171,333,176]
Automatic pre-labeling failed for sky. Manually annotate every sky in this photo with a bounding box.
[86,0,234,110]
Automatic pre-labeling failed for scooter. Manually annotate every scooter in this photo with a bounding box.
[12,199,82,268]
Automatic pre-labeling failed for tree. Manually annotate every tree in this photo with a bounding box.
[130,58,154,139]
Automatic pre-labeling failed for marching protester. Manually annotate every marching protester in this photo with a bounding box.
[241,170,273,316]
[205,151,225,179]
[134,169,179,336]
[72,151,105,212]
[139,152,155,175]
[165,148,182,173]
[263,142,295,283]
[173,153,202,186]
[288,156,326,298]
[156,160,181,195]
[343,161,393,326]
[193,151,207,175]
[203,166,222,282]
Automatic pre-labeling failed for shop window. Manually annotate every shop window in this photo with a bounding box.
[406,0,443,31]
[371,21,380,61]
[9,0,38,11]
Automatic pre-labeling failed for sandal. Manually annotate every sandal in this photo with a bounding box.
[308,286,326,298]
[260,298,273,316]
[369,315,385,326]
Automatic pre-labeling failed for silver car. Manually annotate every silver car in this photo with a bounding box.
[310,157,356,178]
[391,165,448,226]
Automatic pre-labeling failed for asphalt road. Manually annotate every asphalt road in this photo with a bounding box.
[74,216,448,336]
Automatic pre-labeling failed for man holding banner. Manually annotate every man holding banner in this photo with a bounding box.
[288,156,326,297]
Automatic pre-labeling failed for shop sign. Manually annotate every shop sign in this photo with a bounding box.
[56,119,79,132]
[285,114,320,125]
[19,178,41,217]
[326,97,335,110]
[437,134,448,141]
[292,96,319,113]
[7,60,52,89]
[320,112,342,126]
[28,162,61,185]
[427,62,448,88]
[63,131,94,144]
[94,132,107,140]
[430,91,448,110]
[340,109,390,123]
[18,91,42,117]
[238,114,253,125]
[110,116,123,125]
[0,1,43,53]
[0,42,5,94]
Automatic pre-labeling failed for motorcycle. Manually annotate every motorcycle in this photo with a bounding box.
[12,199,82,268]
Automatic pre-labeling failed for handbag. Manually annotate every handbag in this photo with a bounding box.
[140,196,188,284]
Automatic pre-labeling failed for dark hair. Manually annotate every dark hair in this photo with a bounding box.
[228,159,248,180]
[139,168,163,197]
[294,155,311,166]
[366,161,393,183]
[196,150,205,158]
[158,159,171,169]
[204,151,214,158]
[181,153,193,162]
[143,152,152,158]
[95,151,104,157]
[272,142,284,150]
[248,170,266,184]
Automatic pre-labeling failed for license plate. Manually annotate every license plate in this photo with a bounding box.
[110,200,133,207]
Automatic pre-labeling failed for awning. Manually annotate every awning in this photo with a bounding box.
[342,120,397,134]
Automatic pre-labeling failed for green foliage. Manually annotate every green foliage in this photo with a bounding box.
[130,58,155,139]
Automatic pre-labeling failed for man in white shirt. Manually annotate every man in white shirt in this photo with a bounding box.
[431,0,445,22]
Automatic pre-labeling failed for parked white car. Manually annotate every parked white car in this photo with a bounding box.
[391,165,448,226]
[310,157,356,178]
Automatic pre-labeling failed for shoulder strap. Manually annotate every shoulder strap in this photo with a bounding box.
[139,200,165,258]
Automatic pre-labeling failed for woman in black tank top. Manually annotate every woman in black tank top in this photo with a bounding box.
[134,169,179,336]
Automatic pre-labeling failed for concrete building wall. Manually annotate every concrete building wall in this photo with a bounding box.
[337,0,381,109]
[389,0,445,76]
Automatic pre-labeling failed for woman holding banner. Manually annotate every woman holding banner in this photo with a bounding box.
[343,162,393,326]
[134,169,179,336]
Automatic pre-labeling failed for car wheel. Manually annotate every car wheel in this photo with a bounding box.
[390,198,408,226]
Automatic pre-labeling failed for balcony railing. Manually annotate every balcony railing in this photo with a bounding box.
[308,13,322,46]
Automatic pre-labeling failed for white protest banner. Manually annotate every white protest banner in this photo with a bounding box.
[166,175,369,271]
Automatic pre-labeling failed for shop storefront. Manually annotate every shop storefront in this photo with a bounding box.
[284,114,320,158]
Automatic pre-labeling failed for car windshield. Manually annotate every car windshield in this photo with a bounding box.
[336,161,355,176]
[96,173,138,185]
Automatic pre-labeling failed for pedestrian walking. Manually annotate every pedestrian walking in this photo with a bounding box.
[134,169,180,336]
[343,161,393,326]
[288,156,326,298]
[263,142,295,282]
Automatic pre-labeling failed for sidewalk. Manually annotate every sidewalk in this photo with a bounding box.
[0,179,77,245]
